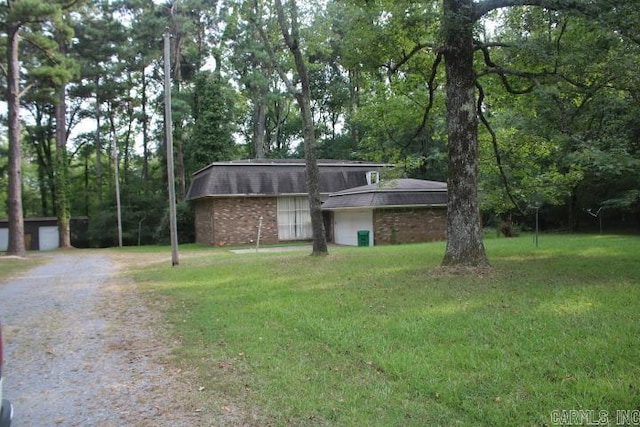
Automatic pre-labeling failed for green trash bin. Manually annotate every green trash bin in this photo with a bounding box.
[357,230,370,247]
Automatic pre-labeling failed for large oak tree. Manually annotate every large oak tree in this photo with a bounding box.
[440,0,637,266]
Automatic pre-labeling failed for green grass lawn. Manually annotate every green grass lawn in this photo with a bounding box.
[131,234,640,426]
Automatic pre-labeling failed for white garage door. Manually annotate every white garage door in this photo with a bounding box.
[0,228,8,251]
[334,210,373,246]
[39,226,59,250]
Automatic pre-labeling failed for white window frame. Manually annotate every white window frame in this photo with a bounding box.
[366,171,379,185]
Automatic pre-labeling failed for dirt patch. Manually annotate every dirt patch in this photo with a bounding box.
[104,251,266,426]
[98,261,206,426]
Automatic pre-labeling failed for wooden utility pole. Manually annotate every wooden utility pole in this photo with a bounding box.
[164,30,180,266]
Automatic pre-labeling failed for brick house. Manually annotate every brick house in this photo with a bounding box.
[321,178,447,246]
[186,159,385,246]
[187,159,448,247]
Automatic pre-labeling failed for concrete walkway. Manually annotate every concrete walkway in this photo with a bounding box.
[230,245,312,254]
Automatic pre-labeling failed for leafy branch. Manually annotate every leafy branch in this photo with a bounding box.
[476,80,527,215]
[250,0,298,97]
[474,41,549,94]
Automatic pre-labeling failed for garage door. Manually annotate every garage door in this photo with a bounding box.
[334,210,373,246]
[0,228,8,251]
[39,226,59,250]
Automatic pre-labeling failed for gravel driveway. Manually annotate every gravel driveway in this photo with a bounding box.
[0,251,211,426]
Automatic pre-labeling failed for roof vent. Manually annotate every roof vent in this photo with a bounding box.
[366,171,379,185]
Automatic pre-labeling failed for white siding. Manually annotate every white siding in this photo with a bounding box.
[333,210,373,246]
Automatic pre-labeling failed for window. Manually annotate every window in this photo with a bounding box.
[277,196,312,240]
[366,171,379,185]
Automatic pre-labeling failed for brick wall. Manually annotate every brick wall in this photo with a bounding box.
[194,199,215,245]
[194,198,446,247]
[373,207,446,245]
[194,197,278,246]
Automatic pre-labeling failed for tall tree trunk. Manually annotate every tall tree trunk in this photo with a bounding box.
[569,188,579,231]
[175,125,186,201]
[122,99,135,185]
[295,63,327,256]
[141,70,150,181]
[297,90,327,255]
[278,0,327,255]
[55,83,72,248]
[32,108,52,216]
[254,0,328,254]
[95,79,103,211]
[348,68,362,147]
[83,151,89,217]
[441,0,489,267]
[6,26,26,256]
[253,99,267,158]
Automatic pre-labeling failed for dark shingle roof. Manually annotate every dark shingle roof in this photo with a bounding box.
[186,159,386,200]
[321,178,447,210]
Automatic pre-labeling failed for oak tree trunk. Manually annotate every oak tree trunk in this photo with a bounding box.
[442,0,489,266]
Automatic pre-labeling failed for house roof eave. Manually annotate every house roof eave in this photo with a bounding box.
[191,159,390,177]
[193,193,331,199]
[323,204,447,211]
[186,159,390,200]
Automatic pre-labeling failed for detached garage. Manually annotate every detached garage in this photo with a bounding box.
[0,217,89,251]
[322,179,448,246]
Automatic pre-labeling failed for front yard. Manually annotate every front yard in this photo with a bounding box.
[127,234,640,425]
